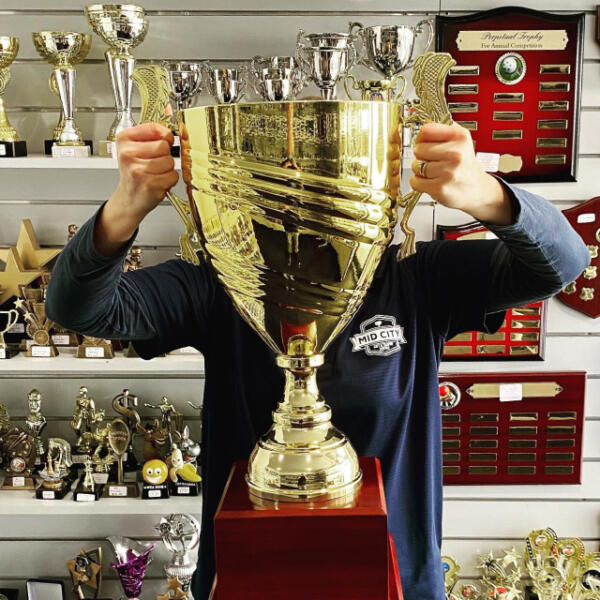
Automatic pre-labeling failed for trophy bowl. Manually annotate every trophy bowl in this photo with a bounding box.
[202,63,246,104]
[162,61,203,112]
[85,4,148,52]
[31,31,91,67]
[250,55,305,101]
[0,35,18,68]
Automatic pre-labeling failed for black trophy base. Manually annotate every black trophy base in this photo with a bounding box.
[0,140,27,158]
[170,480,200,496]
[142,482,170,499]
[73,485,103,502]
[102,481,139,498]
[0,346,19,359]
[36,484,69,500]
[44,139,93,156]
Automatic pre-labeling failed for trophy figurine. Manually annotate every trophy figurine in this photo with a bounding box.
[0,308,19,358]
[74,455,103,501]
[85,4,148,157]
[25,389,47,465]
[103,418,139,497]
[111,388,141,471]
[202,62,247,104]
[0,421,37,489]
[250,55,306,102]
[166,445,201,497]
[0,36,27,157]
[71,386,100,458]
[577,552,600,598]
[144,396,183,447]
[32,31,92,157]
[15,282,59,357]
[36,437,73,499]
[132,49,456,502]
[156,514,200,599]
[108,536,155,600]
[66,547,106,600]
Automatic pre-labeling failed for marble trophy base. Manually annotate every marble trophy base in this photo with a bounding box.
[44,139,93,156]
[98,140,116,157]
[51,143,92,158]
[169,480,200,496]
[0,140,27,157]
[142,482,170,499]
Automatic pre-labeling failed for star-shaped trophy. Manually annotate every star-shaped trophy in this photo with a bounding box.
[156,577,188,600]
[66,547,103,600]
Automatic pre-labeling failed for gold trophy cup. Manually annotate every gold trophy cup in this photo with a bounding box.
[132,52,455,500]
[0,36,27,156]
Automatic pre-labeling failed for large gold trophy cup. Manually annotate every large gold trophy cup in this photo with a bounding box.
[133,52,454,501]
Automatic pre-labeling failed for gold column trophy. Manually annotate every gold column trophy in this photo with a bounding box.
[32,31,92,157]
[132,48,455,501]
[85,4,149,157]
[0,36,27,157]
[112,388,141,471]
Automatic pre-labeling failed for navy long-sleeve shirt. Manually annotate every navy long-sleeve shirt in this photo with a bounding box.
[46,181,589,600]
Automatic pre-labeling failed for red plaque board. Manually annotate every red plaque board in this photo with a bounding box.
[437,221,547,360]
[438,372,586,485]
[212,457,402,600]
[556,197,600,318]
[436,7,584,183]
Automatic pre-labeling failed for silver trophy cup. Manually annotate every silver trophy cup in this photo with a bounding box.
[250,55,305,101]
[162,61,203,112]
[202,62,247,104]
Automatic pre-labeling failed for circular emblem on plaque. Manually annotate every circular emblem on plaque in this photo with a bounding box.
[10,456,26,472]
[495,52,526,86]
[439,382,461,410]
[33,329,50,346]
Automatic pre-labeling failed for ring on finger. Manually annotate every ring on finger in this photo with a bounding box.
[418,160,428,178]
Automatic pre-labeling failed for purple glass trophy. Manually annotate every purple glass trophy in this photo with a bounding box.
[107,536,155,600]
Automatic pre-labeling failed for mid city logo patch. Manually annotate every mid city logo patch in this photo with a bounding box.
[350,315,406,357]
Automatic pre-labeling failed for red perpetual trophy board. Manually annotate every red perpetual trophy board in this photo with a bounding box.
[437,222,546,360]
[557,197,600,318]
[210,458,403,600]
[438,372,586,485]
[436,7,584,183]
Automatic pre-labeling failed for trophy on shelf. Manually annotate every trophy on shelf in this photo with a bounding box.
[0,308,19,358]
[141,457,169,499]
[156,514,200,600]
[77,335,114,359]
[478,550,524,600]
[345,21,433,101]
[136,418,168,462]
[576,553,600,599]
[202,62,247,104]
[32,31,92,157]
[250,55,306,101]
[73,455,103,501]
[36,437,73,499]
[166,445,201,497]
[85,4,149,157]
[144,396,183,447]
[0,416,37,490]
[25,389,47,465]
[111,388,141,471]
[71,386,100,458]
[296,29,358,99]
[66,547,107,600]
[0,36,27,157]
[103,418,139,497]
[108,536,155,600]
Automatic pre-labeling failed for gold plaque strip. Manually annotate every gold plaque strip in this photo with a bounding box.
[538,119,568,129]
[443,466,460,475]
[492,130,522,140]
[540,81,570,92]
[494,92,524,103]
[442,414,461,423]
[537,137,567,148]
[470,413,499,422]
[510,345,539,356]
[548,411,576,420]
[508,453,536,462]
[469,440,497,449]
[456,121,478,131]
[444,345,472,355]
[547,425,576,435]
[450,65,480,76]
[448,83,478,95]
[443,453,460,462]
[470,426,498,435]
[493,111,523,121]
[545,465,573,475]
[443,439,460,450]
[476,332,505,341]
[513,319,540,328]
[546,452,574,461]
[510,332,540,342]
[509,439,537,449]
[448,102,479,113]
[450,332,473,342]
[443,427,461,436]
[538,100,569,111]
[510,412,538,421]
[512,306,541,316]
[469,453,497,462]
[469,466,497,475]
[508,466,535,475]
[539,64,571,74]
[547,438,575,448]
[535,154,566,165]
[466,381,563,399]
[509,426,538,435]
[476,345,506,354]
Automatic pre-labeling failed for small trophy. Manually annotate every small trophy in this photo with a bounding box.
[442,556,461,598]
[141,458,170,499]
[36,437,73,499]
[136,419,169,462]
[32,31,92,157]
[576,553,600,599]
[112,389,141,471]
[85,3,149,157]
[478,550,524,600]
[74,455,102,501]
[15,282,58,357]
[144,397,183,447]
[0,309,19,359]
[25,389,47,465]
[103,418,139,497]
[250,55,306,101]
[202,62,247,104]
[66,547,106,600]
[124,246,143,272]
[77,336,114,359]
[296,29,358,99]
[108,536,155,600]
[71,386,100,458]
[0,36,27,157]
[156,514,201,599]
[0,422,37,489]
[166,445,201,497]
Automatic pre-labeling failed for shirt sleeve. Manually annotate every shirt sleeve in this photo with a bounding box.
[415,180,590,340]
[45,204,217,359]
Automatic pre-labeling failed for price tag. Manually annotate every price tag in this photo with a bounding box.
[31,346,51,357]
[0,349,5,359]
[76,493,95,502]
[92,473,108,485]
[42,490,56,500]
[178,486,191,495]
[108,485,127,497]
[577,213,596,224]
[8,323,24,333]
[13,477,25,487]
[52,334,70,345]
[0,146,6,156]
[499,383,523,402]
[85,347,105,358]
[148,489,161,498]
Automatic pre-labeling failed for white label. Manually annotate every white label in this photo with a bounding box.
[499,383,523,402]
[0,146,6,156]
[577,213,595,224]
[13,477,25,487]
[173,135,181,146]
[71,454,87,464]
[477,152,500,173]
[31,346,51,357]
[0,349,5,359]
[85,346,105,358]
[404,146,415,160]
[76,493,95,502]
[8,323,24,333]
[42,490,55,500]
[92,473,108,485]
[52,334,70,345]
[177,486,191,495]
[108,485,127,497]
[148,489,161,498]
[107,141,116,157]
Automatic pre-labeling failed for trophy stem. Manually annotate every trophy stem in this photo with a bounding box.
[54,67,83,145]
[106,49,135,140]
[246,353,362,501]
[320,87,336,100]
[0,96,19,142]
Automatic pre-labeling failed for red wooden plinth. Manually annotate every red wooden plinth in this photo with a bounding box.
[211,457,402,600]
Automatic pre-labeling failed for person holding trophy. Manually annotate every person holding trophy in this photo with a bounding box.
[46,67,589,600]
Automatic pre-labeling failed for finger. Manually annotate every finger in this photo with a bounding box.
[413,141,462,163]
[410,158,441,179]
[154,170,180,191]
[135,155,176,175]
[120,139,172,160]
[409,174,445,200]
[415,122,466,144]
[119,122,174,144]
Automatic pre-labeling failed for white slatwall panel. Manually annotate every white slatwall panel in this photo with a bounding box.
[0,0,599,596]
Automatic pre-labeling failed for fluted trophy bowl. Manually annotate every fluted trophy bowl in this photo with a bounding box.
[132,52,454,500]
[85,4,148,53]
[0,36,19,68]
[32,31,91,67]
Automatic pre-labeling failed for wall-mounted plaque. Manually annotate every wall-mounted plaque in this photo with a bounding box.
[438,371,586,485]
[437,221,547,360]
[557,196,600,318]
[436,7,584,183]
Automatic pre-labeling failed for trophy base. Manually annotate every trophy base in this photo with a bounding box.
[98,140,116,157]
[0,140,27,157]
[142,482,170,499]
[77,340,114,359]
[73,485,103,502]
[169,480,200,497]
[51,143,92,158]
[0,346,18,359]
[36,484,69,500]
[1,476,35,490]
[44,139,93,156]
[102,481,139,498]
[124,341,139,358]
[26,344,58,358]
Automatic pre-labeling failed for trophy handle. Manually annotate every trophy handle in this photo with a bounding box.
[131,64,202,266]
[392,74,407,101]
[406,19,435,70]
[343,74,359,99]
[397,51,455,261]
